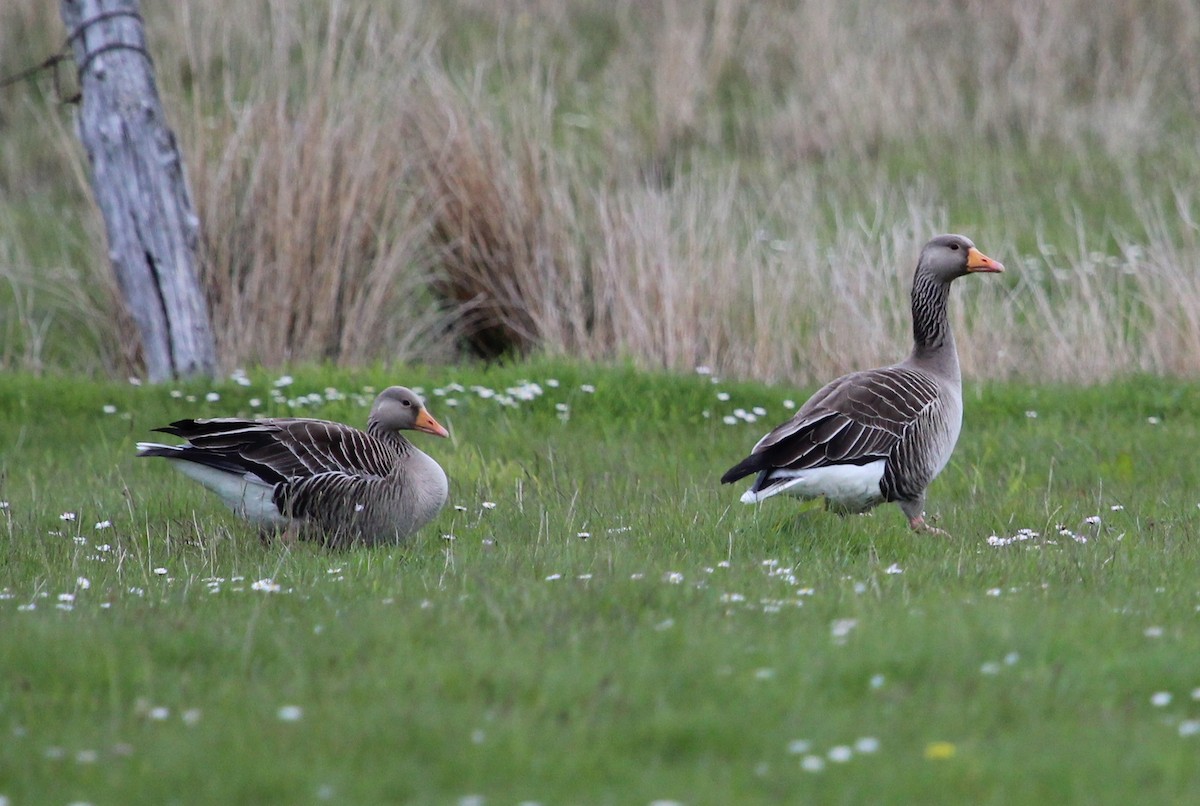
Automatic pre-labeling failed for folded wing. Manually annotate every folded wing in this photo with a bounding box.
[721,367,941,483]
[147,417,398,483]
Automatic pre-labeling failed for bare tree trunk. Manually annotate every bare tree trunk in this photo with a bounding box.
[60,0,216,381]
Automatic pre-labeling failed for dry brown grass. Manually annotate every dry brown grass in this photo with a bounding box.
[402,72,582,359]
[2,0,1200,383]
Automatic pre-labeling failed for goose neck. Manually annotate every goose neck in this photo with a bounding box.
[909,272,958,371]
[368,420,412,453]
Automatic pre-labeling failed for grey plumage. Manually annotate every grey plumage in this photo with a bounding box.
[722,234,1004,533]
[138,386,450,547]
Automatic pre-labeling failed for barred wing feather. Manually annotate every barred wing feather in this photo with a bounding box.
[722,367,941,481]
[153,418,398,481]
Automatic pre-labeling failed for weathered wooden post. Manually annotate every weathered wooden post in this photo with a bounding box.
[60,0,216,381]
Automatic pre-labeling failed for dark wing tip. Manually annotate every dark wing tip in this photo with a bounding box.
[150,419,195,437]
[720,456,760,485]
[152,418,266,439]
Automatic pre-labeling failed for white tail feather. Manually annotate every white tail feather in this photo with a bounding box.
[741,460,886,513]
[155,457,286,526]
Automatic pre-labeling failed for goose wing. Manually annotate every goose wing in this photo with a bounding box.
[721,367,940,482]
[149,417,398,483]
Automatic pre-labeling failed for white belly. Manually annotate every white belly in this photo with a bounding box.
[740,460,886,513]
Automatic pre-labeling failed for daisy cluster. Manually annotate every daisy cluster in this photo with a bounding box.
[979,651,1022,676]
[1149,687,1200,739]
[533,550,910,633]
[147,371,601,426]
[986,509,1120,548]
[8,693,313,783]
[6,492,525,612]
[3,560,301,613]
[1,498,304,609]
[421,378,592,425]
[698,366,796,427]
[102,367,794,474]
[539,557,805,611]
[1,511,128,611]
[785,735,882,773]
[429,380,554,410]
[716,558,824,615]
[535,554,858,622]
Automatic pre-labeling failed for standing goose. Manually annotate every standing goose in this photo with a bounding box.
[137,386,450,547]
[721,234,1004,533]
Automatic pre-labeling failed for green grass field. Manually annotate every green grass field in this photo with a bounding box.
[4,3,1200,803]
[3,362,1199,804]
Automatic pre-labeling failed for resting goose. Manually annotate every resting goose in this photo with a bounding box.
[721,234,1004,533]
[137,386,450,547]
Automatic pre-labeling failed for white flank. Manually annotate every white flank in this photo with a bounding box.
[140,443,286,525]
[740,460,886,512]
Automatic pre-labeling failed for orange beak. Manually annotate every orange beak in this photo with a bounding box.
[414,407,450,438]
[966,247,1004,273]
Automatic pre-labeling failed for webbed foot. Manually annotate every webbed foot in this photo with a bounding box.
[909,515,950,538]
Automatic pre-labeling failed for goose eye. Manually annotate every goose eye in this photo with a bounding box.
[402,399,412,407]
[949,243,960,251]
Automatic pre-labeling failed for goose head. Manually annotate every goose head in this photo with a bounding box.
[919,234,1004,282]
[371,386,449,438]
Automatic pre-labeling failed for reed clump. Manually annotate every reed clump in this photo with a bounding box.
[2,0,1198,382]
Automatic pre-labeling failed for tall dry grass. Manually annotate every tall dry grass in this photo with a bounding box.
[2,0,1200,383]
